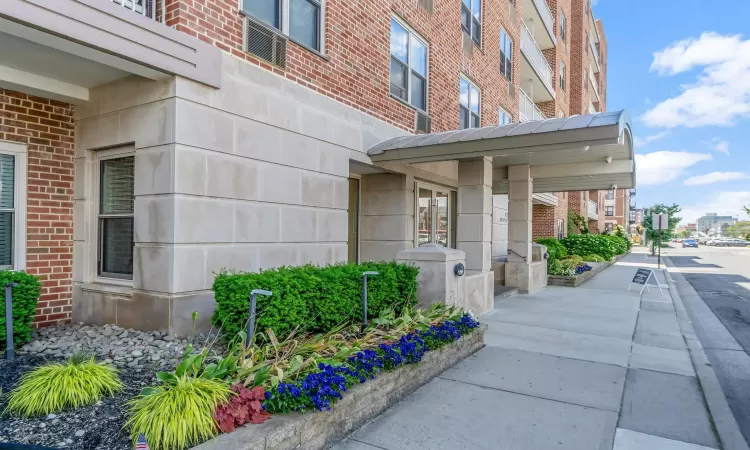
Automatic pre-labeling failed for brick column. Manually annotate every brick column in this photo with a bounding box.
[457,158,492,275]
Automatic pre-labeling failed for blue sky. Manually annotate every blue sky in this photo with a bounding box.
[593,0,750,224]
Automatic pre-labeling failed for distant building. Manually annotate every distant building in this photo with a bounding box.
[696,213,737,234]
[686,223,697,232]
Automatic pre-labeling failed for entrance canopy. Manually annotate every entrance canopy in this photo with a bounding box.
[368,111,635,193]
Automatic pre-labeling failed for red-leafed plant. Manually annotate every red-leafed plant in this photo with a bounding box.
[214,384,271,432]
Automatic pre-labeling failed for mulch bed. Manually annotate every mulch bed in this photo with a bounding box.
[0,355,158,450]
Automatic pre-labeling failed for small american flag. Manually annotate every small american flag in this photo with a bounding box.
[136,433,150,450]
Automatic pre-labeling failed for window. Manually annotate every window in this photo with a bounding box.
[500,28,513,81]
[98,155,135,279]
[461,0,481,46]
[606,190,615,200]
[585,33,588,54]
[499,107,512,125]
[390,18,428,111]
[559,61,566,91]
[0,142,26,271]
[605,206,614,216]
[557,219,565,240]
[558,111,565,118]
[605,223,614,232]
[560,12,566,42]
[242,0,324,52]
[460,76,480,129]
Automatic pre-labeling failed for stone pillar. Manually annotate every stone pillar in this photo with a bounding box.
[491,194,509,286]
[360,173,415,262]
[396,244,466,308]
[506,164,546,293]
[457,158,492,276]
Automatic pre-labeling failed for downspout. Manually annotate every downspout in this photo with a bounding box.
[161,0,166,24]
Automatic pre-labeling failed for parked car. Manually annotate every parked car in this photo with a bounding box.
[682,239,699,248]
[713,238,750,247]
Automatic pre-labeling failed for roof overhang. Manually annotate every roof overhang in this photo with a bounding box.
[368,111,636,193]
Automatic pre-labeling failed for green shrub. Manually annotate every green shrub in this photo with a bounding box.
[126,376,231,450]
[548,260,575,276]
[559,255,584,268]
[212,262,419,342]
[0,271,42,349]
[560,234,616,260]
[583,254,606,262]
[534,238,567,262]
[5,353,123,416]
[606,235,628,255]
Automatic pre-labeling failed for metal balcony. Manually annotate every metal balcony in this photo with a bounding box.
[519,89,546,122]
[587,200,599,220]
[521,0,556,49]
[590,36,600,73]
[589,69,599,101]
[520,21,555,101]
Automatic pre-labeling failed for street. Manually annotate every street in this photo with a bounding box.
[666,245,750,446]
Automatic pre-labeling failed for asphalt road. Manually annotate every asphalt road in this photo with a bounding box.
[665,245,750,445]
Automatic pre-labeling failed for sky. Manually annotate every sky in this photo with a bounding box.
[592,0,750,224]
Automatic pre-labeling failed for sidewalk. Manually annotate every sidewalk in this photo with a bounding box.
[332,250,721,450]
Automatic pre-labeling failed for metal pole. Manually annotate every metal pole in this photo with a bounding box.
[245,289,272,347]
[658,216,662,270]
[5,282,18,361]
[361,272,378,329]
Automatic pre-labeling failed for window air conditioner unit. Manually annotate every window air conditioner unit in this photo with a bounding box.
[245,16,288,68]
[415,111,432,134]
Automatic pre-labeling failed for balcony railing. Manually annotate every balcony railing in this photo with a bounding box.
[520,21,554,93]
[587,200,599,220]
[590,37,600,70]
[519,89,546,122]
[533,0,555,42]
[112,0,156,19]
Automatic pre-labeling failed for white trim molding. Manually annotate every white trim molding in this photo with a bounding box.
[0,139,27,271]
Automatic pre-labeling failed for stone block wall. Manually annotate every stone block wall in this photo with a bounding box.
[0,89,75,327]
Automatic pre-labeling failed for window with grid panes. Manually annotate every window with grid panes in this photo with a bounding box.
[606,206,614,216]
[389,18,428,111]
[461,0,481,45]
[242,0,323,51]
[500,28,513,81]
[98,156,135,279]
[460,76,480,129]
[0,155,15,269]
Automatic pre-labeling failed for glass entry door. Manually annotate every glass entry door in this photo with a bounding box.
[416,184,454,248]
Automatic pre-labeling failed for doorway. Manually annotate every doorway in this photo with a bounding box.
[416,183,455,248]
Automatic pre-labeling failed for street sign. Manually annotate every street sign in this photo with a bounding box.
[631,268,652,285]
[652,213,669,230]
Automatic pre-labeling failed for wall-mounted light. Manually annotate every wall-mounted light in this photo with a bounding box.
[605,156,612,164]
[454,263,465,277]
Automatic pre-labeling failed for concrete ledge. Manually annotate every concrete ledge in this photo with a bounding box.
[547,252,629,288]
[662,256,750,450]
[191,325,486,450]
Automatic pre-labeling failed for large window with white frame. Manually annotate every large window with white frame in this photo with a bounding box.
[460,76,480,129]
[461,0,481,46]
[241,0,324,52]
[0,140,27,271]
[499,107,512,125]
[500,28,513,81]
[390,17,428,111]
[97,151,135,280]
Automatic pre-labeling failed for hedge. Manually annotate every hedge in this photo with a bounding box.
[560,234,629,261]
[212,262,419,342]
[0,271,42,349]
[534,238,567,262]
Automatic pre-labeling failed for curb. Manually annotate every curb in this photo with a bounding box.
[661,255,749,450]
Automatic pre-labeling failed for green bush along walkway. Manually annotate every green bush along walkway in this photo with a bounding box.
[332,250,731,450]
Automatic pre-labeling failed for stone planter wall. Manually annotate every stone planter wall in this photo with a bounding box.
[547,252,629,287]
[191,325,486,450]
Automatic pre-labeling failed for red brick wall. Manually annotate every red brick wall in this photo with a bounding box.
[165,0,523,133]
[569,0,589,115]
[595,19,607,111]
[543,0,572,118]
[532,193,568,240]
[0,89,74,328]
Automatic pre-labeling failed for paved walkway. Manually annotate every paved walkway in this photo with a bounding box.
[333,250,721,450]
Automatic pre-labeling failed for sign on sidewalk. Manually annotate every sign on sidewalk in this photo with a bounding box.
[628,267,666,295]
[651,213,669,230]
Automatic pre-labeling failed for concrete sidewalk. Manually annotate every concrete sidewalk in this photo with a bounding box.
[333,250,723,450]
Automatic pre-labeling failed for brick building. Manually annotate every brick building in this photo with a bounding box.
[0,0,634,333]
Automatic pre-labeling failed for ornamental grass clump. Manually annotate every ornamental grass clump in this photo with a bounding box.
[126,376,231,450]
[5,353,123,417]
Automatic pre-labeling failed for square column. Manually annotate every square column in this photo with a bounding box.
[457,158,492,275]
[507,165,533,263]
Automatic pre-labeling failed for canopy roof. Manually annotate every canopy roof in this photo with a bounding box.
[368,111,636,193]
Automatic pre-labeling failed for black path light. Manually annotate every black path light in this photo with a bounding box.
[4,282,19,361]
[245,289,272,347]
[361,271,379,329]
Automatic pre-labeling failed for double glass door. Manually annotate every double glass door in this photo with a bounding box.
[417,184,454,248]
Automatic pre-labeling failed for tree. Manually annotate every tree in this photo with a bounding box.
[642,204,682,247]
[727,221,750,239]
[679,230,691,238]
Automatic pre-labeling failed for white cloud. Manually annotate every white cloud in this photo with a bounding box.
[683,172,749,186]
[643,32,750,128]
[713,140,730,154]
[634,130,670,148]
[635,151,712,186]
[679,191,750,224]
